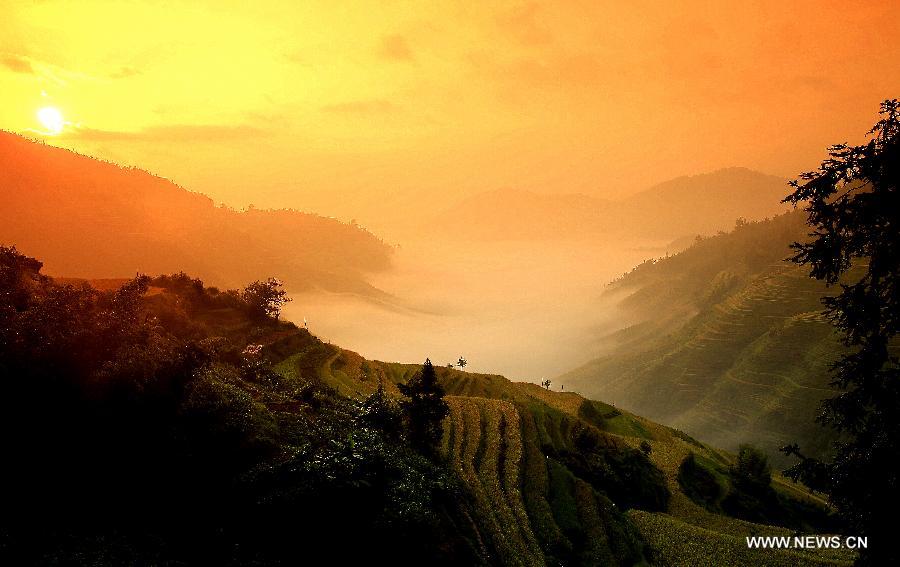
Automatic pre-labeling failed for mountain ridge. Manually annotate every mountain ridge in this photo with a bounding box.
[0,131,393,295]
[431,167,791,241]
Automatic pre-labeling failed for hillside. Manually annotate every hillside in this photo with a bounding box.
[299,336,848,566]
[0,131,392,294]
[1,246,849,565]
[559,211,844,466]
[432,168,790,241]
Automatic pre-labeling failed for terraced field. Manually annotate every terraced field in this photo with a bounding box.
[269,324,851,565]
[571,262,842,463]
[556,212,887,471]
[442,395,647,566]
[444,397,544,565]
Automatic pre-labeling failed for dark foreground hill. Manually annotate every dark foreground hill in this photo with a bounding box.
[560,212,845,467]
[0,246,848,565]
[0,131,392,294]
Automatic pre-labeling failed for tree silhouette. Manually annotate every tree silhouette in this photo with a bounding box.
[782,99,899,564]
[398,359,449,458]
[360,382,403,440]
[640,440,652,456]
[242,278,291,320]
[731,445,771,496]
[457,356,467,368]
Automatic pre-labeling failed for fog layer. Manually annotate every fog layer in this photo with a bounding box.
[284,236,666,382]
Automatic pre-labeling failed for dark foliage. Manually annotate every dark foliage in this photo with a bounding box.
[242,277,291,320]
[359,382,404,440]
[0,247,476,565]
[677,447,835,532]
[721,445,776,523]
[564,425,670,512]
[398,358,450,458]
[730,444,772,494]
[781,99,900,564]
[639,440,652,455]
[677,453,722,511]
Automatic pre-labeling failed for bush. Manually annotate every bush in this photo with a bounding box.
[677,453,723,511]
[564,424,670,511]
[730,444,771,495]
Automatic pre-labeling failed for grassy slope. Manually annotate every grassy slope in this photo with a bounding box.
[269,332,851,566]
[560,212,844,465]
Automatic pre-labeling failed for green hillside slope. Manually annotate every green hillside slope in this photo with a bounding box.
[560,212,844,466]
[294,334,848,565]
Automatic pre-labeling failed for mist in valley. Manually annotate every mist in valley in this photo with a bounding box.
[284,235,665,382]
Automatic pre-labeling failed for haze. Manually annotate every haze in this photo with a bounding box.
[2,0,898,380]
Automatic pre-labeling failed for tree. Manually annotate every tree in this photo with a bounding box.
[781,99,899,564]
[242,278,291,320]
[541,379,551,390]
[398,359,449,458]
[731,445,771,496]
[457,356,467,368]
[360,382,403,440]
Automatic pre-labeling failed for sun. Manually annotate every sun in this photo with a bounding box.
[37,106,65,135]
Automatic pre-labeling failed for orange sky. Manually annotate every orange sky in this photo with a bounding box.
[1,1,898,224]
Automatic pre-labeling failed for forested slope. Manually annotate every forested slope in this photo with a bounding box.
[0,131,392,294]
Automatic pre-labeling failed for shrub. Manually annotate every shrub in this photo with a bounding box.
[677,453,723,511]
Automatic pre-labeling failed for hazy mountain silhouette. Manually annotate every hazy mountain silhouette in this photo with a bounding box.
[0,131,392,293]
[436,187,612,240]
[433,168,790,241]
[619,168,792,238]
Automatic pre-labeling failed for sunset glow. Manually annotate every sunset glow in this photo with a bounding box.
[1,1,899,562]
[36,106,64,135]
[1,1,897,226]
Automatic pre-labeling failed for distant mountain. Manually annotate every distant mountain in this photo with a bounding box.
[433,168,791,241]
[559,211,844,467]
[0,131,392,293]
[618,167,792,239]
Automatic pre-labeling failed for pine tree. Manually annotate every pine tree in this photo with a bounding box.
[782,99,899,565]
[398,359,449,458]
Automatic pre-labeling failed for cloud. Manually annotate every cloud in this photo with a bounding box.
[63,123,266,142]
[109,66,141,79]
[378,34,413,61]
[321,99,396,114]
[1,54,34,74]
